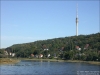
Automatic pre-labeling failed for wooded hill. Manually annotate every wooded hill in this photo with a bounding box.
[1,33,100,61]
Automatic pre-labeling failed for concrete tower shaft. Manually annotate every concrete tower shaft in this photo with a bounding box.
[76,3,78,36]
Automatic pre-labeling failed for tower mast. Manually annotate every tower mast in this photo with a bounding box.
[76,3,78,36]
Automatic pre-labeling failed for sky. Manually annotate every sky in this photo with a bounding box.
[0,0,99,48]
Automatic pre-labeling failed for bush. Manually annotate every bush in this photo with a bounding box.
[49,56,54,59]
[0,54,8,58]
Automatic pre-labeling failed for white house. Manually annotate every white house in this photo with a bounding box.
[48,54,50,57]
[44,48,49,51]
[9,52,12,55]
[78,48,81,51]
[12,53,15,57]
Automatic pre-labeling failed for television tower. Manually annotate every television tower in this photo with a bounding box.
[76,4,78,36]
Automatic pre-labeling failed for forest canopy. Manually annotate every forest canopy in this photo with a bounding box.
[1,33,100,61]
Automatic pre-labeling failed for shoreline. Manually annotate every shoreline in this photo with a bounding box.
[20,58,100,65]
[0,58,100,65]
[0,58,20,65]
[64,60,100,65]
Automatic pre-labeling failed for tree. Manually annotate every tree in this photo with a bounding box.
[80,55,86,60]
[64,51,74,60]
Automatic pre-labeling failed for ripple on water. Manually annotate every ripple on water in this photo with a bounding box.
[0,60,100,75]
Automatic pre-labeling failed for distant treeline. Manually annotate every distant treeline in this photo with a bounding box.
[0,33,100,61]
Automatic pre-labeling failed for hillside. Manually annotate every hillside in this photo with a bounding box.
[1,33,100,61]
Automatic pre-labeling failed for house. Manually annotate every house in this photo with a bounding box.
[76,46,79,49]
[12,53,15,57]
[78,48,81,51]
[4,50,8,55]
[9,52,15,57]
[48,54,50,57]
[76,46,81,51]
[39,54,43,58]
[34,55,38,58]
[31,54,34,57]
[44,48,49,51]
[9,52,12,55]
[84,44,89,50]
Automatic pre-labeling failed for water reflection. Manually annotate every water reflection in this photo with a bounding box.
[0,60,100,75]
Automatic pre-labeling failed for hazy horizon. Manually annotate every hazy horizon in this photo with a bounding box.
[1,32,99,49]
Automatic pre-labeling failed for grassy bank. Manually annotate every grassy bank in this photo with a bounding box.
[85,61,100,65]
[18,58,63,62]
[0,58,20,65]
[20,58,100,65]
[64,60,100,65]
[0,58,100,65]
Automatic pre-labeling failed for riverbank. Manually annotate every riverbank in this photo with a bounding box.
[64,60,100,65]
[20,58,100,65]
[19,58,64,62]
[0,58,20,65]
[0,58,100,65]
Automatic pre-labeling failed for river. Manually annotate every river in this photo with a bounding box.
[0,60,100,75]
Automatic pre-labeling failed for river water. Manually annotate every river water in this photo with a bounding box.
[0,60,100,75]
